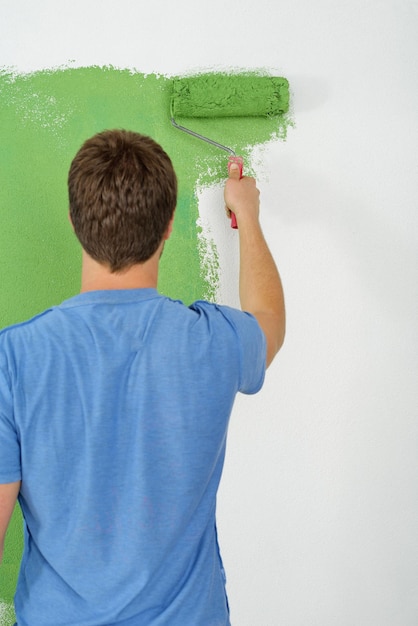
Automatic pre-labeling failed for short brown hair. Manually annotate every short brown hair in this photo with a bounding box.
[68,129,177,272]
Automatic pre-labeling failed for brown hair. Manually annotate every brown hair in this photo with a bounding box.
[68,129,177,272]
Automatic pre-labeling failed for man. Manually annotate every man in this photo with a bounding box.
[0,129,285,625]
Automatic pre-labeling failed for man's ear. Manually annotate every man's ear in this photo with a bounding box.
[164,214,175,241]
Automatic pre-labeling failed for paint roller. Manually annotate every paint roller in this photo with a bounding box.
[170,73,290,228]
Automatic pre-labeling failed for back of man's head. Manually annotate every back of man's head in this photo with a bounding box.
[68,129,177,272]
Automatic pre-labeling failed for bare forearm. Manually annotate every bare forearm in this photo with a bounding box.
[239,216,283,313]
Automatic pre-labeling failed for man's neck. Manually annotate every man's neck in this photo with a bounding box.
[80,250,160,293]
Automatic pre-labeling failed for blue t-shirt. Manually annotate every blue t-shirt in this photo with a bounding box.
[0,289,266,626]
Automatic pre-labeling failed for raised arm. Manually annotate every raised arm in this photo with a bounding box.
[224,164,285,367]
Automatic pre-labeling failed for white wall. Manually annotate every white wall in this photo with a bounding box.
[2,1,418,624]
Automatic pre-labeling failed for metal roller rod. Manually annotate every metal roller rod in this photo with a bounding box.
[170,116,235,156]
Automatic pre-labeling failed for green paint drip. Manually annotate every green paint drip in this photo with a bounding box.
[172,73,289,118]
[0,66,292,621]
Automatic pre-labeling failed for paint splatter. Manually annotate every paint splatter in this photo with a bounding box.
[0,65,291,621]
[196,211,221,301]
[0,603,15,626]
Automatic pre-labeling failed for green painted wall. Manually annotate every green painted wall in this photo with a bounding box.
[0,66,290,622]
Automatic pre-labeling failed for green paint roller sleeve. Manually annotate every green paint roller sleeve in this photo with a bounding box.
[171,74,290,118]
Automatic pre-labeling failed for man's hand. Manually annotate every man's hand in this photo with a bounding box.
[224,163,260,227]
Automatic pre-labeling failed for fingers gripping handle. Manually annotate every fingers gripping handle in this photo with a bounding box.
[228,155,244,175]
[227,156,244,229]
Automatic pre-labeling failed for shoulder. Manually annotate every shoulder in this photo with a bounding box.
[0,308,56,367]
[189,300,266,361]
[189,300,263,333]
[0,308,55,339]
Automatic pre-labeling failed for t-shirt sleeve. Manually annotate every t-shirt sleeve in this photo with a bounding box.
[192,302,266,395]
[0,359,21,483]
[218,305,266,394]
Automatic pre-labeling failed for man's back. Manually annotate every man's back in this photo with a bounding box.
[0,288,265,625]
[0,129,284,625]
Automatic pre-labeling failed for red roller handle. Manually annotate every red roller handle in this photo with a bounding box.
[227,156,244,229]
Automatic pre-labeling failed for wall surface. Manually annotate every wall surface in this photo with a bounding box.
[1,1,417,625]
